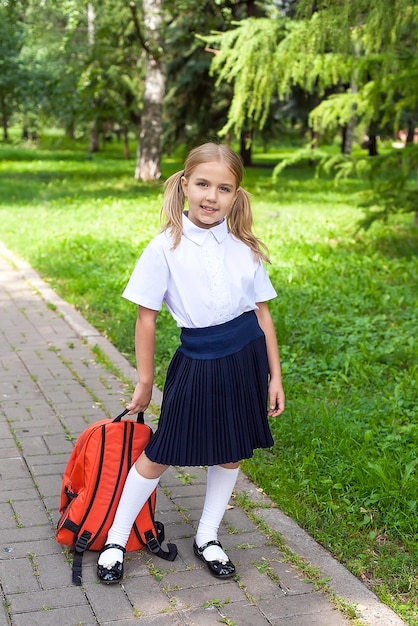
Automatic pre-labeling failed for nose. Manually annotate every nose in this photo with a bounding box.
[205,187,217,203]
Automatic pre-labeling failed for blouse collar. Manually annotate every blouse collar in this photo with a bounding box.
[182,212,228,245]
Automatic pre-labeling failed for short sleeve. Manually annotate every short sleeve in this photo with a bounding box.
[254,261,277,303]
[122,241,169,310]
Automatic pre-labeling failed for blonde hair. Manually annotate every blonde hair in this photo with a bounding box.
[161,142,270,263]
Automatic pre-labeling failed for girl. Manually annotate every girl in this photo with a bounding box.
[97,142,285,584]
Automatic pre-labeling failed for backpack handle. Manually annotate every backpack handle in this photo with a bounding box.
[113,408,144,424]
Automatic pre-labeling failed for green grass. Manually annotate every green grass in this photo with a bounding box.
[0,133,417,624]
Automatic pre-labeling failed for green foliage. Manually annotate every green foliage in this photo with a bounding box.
[205,2,418,135]
[164,0,268,150]
[203,18,290,135]
[297,0,417,57]
[274,143,418,227]
[2,0,273,154]
[2,1,144,139]
[204,2,418,222]
[0,139,417,623]
[350,145,418,227]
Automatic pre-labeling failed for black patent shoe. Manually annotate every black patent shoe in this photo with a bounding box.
[97,543,126,584]
[193,540,236,578]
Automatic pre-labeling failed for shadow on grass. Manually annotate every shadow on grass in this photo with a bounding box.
[320,225,418,259]
[0,142,134,163]
[366,228,418,259]
[0,171,163,205]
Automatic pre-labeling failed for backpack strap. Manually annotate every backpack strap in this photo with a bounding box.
[144,529,178,562]
[72,530,92,586]
[113,408,144,424]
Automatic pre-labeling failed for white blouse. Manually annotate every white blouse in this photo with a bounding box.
[122,213,277,328]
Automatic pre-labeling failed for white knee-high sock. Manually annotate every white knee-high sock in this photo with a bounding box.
[98,465,160,567]
[196,465,239,562]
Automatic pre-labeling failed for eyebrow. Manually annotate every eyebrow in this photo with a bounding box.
[195,177,234,188]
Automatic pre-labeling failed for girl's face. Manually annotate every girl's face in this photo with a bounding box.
[181,161,239,229]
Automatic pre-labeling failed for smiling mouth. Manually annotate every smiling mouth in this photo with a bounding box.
[201,205,217,212]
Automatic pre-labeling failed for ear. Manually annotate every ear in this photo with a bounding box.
[233,186,241,203]
[180,175,188,196]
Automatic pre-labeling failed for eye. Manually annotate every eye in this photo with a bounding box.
[197,181,208,187]
[220,186,232,193]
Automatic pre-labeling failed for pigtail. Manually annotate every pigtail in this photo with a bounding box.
[161,171,186,248]
[228,188,271,264]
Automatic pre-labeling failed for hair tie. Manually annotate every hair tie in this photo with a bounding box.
[178,171,185,191]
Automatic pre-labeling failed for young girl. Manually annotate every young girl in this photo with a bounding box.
[97,142,285,584]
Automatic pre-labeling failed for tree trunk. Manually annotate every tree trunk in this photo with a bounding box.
[123,127,130,159]
[368,134,378,156]
[240,130,253,166]
[135,54,165,180]
[406,119,415,144]
[342,41,360,155]
[87,3,95,46]
[65,124,75,140]
[1,108,8,142]
[87,3,99,154]
[89,120,99,153]
[342,118,356,155]
[237,0,259,166]
[133,0,165,182]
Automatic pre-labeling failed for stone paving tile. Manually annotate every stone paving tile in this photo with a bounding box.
[259,592,349,623]
[0,526,54,547]
[8,586,89,614]
[166,577,245,611]
[11,499,50,527]
[0,538,61,560]
[11,606,97,626]
[0,557,40,594]
[101,614,186,626]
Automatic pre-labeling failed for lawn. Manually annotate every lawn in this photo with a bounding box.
[0,134,417,624]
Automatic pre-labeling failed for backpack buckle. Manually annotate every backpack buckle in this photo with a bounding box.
[144,530,160,554]
[75,530,92,554]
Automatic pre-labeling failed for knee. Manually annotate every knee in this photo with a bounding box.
[220,462,240,470]
[135,452,168,479]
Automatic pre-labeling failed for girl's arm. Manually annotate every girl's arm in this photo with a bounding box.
[126,305,159,415]
[255,302,285,417]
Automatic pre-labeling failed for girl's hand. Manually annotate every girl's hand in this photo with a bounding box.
[126,382,153,415]
[268,379,285,417]
[255,303,285,418]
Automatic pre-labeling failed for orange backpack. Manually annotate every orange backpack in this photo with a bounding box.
[56,409,177,585]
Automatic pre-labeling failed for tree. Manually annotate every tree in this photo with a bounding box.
[130,0,165,181]
[0,5,25,140]
[163,0,238,153]
[131,0,267,179]
[203,0,418,222]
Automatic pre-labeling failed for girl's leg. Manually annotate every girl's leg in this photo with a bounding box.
[98,453,168,569]
[195,463,240,562]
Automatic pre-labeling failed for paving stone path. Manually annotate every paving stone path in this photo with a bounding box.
[0,243,405,626]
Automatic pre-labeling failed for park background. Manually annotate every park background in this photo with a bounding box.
[0,1,417,624]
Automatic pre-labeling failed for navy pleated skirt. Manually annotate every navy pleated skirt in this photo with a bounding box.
[145,311,274,466]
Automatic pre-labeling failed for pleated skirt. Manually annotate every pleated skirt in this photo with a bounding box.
[145,311,274,466]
